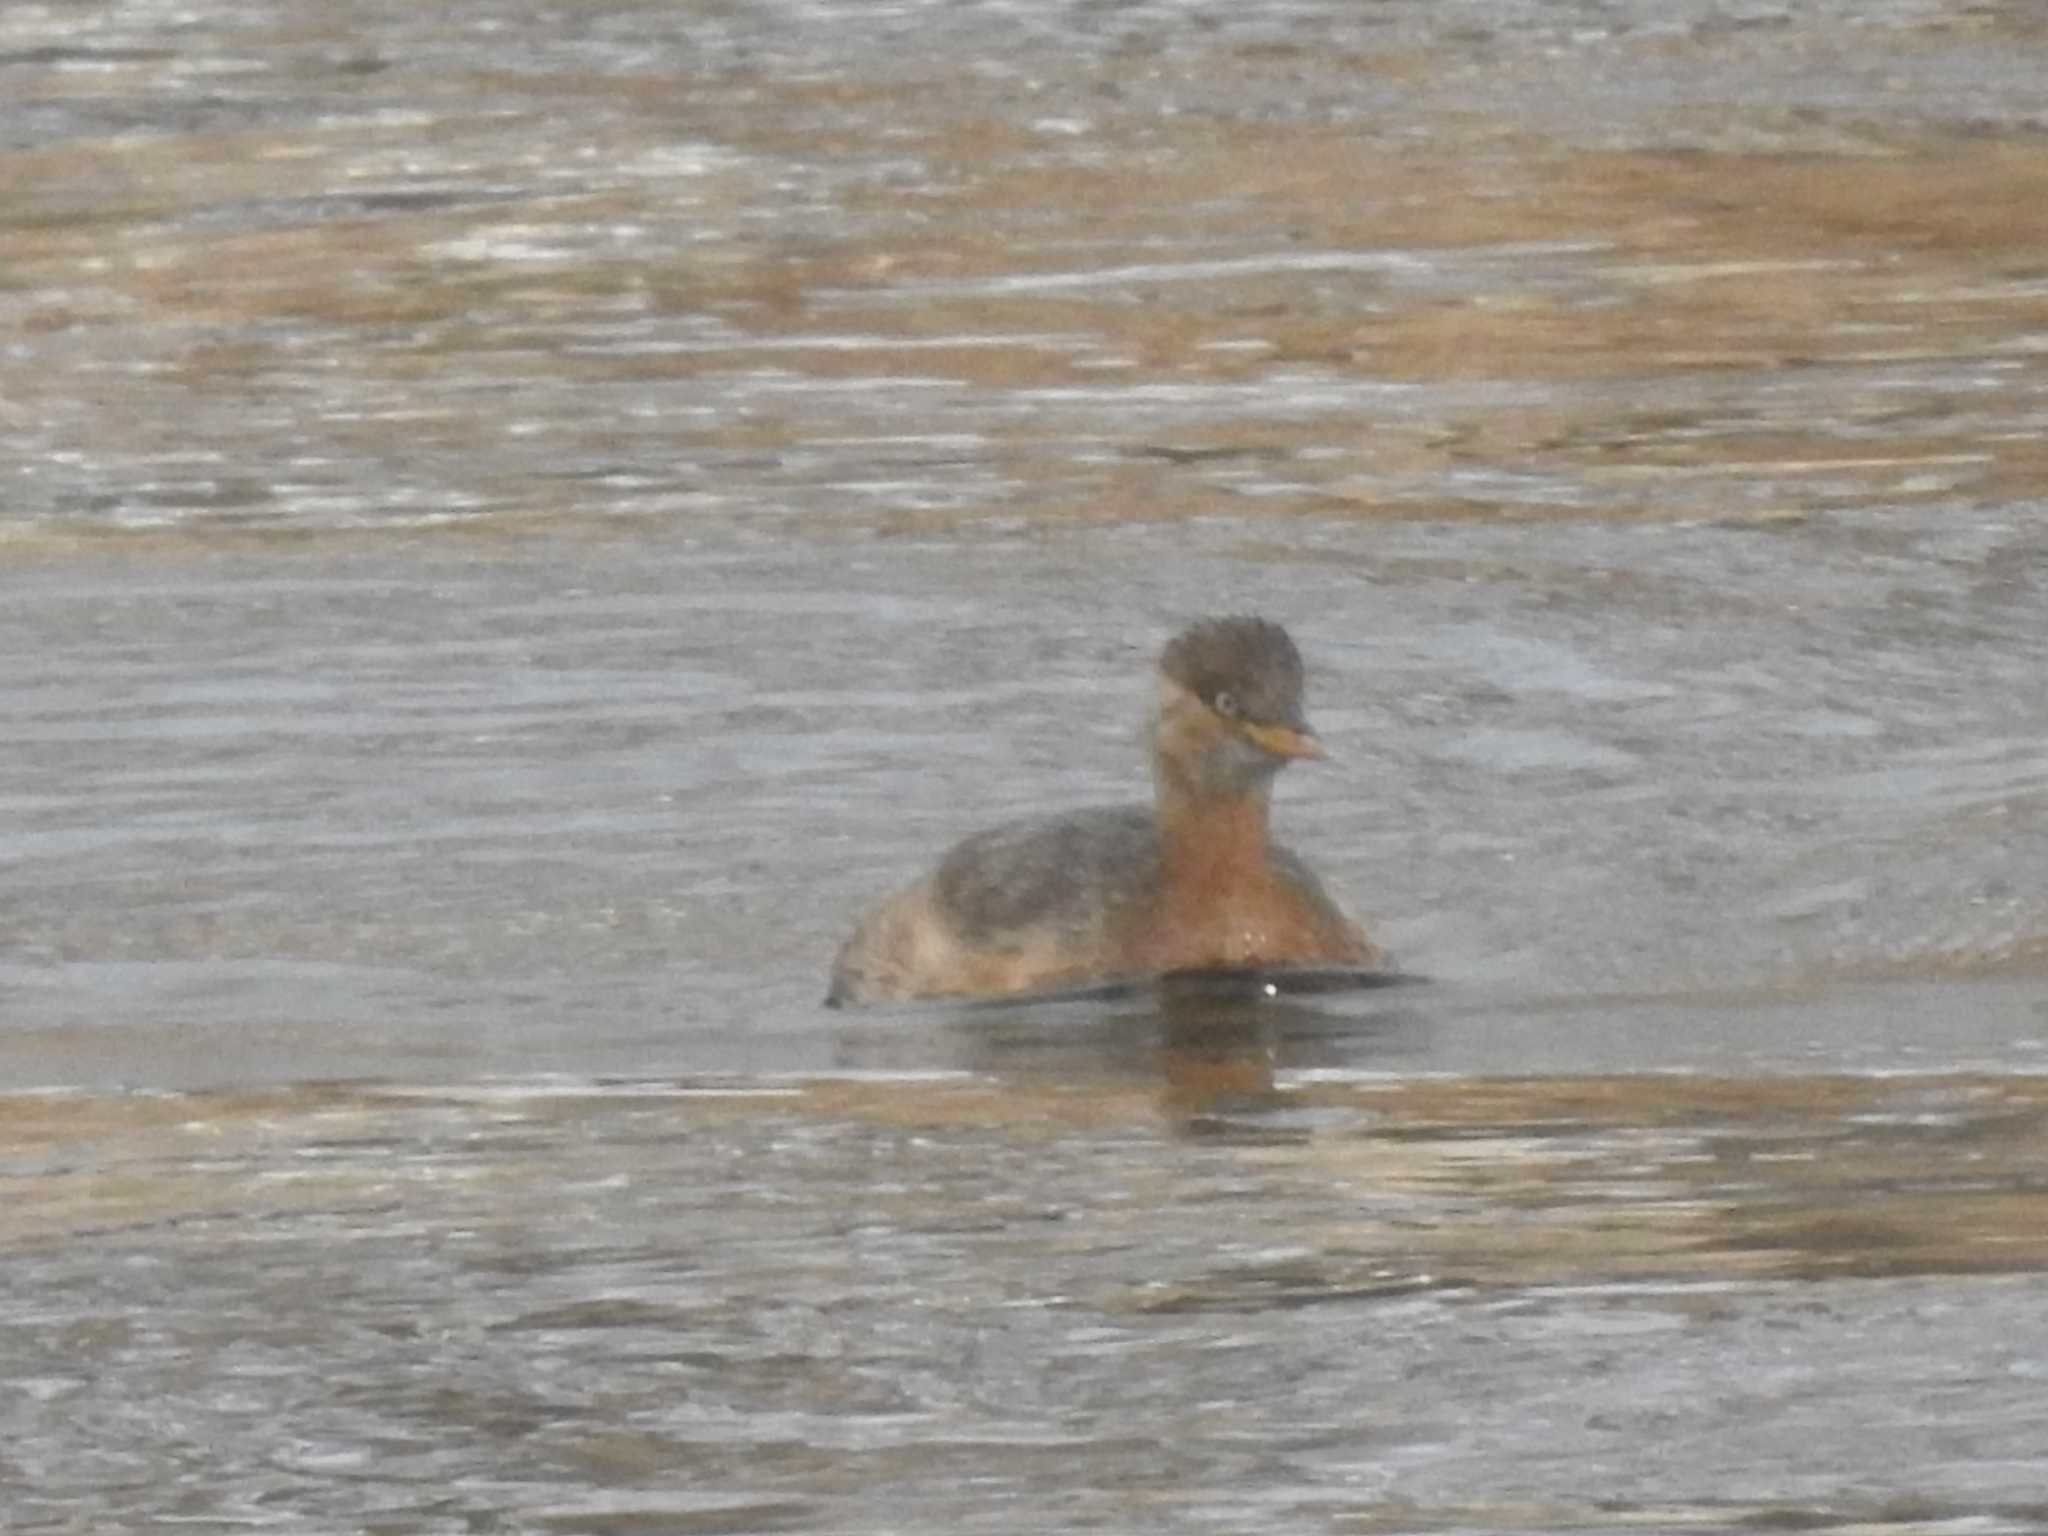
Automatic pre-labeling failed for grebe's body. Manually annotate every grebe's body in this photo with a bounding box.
[827,617,1382,1006]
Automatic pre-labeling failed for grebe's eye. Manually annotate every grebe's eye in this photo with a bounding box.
[1212,690,1240,720]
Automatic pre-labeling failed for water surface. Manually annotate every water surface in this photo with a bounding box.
[4,0,2048,1530]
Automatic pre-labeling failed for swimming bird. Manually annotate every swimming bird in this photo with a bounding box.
[827,616,1383,1005]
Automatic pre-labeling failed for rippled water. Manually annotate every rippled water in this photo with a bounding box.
[7,1048,2048,1533]
[5,0,2048,1530]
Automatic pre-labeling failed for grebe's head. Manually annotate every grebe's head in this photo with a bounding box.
[1153,616,1324,796]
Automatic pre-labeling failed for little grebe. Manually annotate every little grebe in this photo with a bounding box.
[826,616,1384,1005]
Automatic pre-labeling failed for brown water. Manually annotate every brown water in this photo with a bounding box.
[5,0,2048,1530]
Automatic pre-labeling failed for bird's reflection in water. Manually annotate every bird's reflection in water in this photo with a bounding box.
[831,968,1430,1135]
[1151,993,1287,1132]
[1153,970,1425,1136]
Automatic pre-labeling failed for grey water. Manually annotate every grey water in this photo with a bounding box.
[5,0,2048,1530]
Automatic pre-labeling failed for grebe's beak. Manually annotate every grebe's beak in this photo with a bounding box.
[1241,721,1326,761]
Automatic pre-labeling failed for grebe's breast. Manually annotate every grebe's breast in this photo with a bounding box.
[1140,843,1379,975]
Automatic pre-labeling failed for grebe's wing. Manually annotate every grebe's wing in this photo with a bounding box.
[932,804,1157,945]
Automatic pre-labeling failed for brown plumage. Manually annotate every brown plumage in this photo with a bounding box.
[826,616,1384,1006]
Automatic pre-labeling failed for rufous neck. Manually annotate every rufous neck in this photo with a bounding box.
[1152,768,1275,877]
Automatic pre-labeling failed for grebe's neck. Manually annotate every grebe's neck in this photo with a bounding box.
[1151,754,1277,881]
[1141,751,1293,973]
[1145,676,1288,886]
